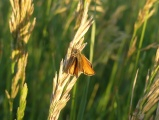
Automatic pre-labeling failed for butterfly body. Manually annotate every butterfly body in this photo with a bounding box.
[65,48,95,77]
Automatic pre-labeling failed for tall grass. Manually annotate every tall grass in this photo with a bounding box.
[5,0,36,120]
[0,0,159,120]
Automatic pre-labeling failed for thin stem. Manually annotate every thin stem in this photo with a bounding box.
[129,28,137,49]
[135,12,148,70]
[70,83,77,120]
[77,18,96,120]
[129,69,139,117]
[9,100,13,120]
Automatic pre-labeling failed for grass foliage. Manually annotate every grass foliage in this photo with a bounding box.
[1,0,159,120]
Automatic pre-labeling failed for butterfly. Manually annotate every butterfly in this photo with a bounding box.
[64,48,95,77]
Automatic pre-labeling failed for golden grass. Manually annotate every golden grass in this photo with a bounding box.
[5,0,36,119]
[47,0,94,119]
[128,0,157,58]
[1,0,159,119]
[130,48,159,119]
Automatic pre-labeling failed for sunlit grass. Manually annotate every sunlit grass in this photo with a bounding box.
[0,0,159,120]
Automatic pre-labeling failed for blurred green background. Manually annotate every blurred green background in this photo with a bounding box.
[0,0,159,119]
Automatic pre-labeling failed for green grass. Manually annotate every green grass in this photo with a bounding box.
[1,0,159,120]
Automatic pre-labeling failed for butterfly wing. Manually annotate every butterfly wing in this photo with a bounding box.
[65,49,95,77]
[80,54,95,76]
[73,58,79,77]
[67,56,76,74]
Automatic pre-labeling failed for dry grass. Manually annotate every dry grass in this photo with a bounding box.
[130,48,159,120]
[5,0,36,119]
[47,0,94,120]
[128,0,157,58]
[128,0,159,119]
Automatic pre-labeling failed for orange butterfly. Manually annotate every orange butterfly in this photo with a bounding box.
[64,48,95,77]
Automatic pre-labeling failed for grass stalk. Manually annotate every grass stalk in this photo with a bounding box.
[5,0,36,119]
[77,19,96,120]
[128,0,157,119]
[47,0,94,119]
[130,55,159,119]
[129,69,139,118]
[127,0,156,59]
[77,79,90,120]
[70,83,77,120]
[135,14,148,69]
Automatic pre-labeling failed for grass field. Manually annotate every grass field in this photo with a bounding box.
[1,0,159,120]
